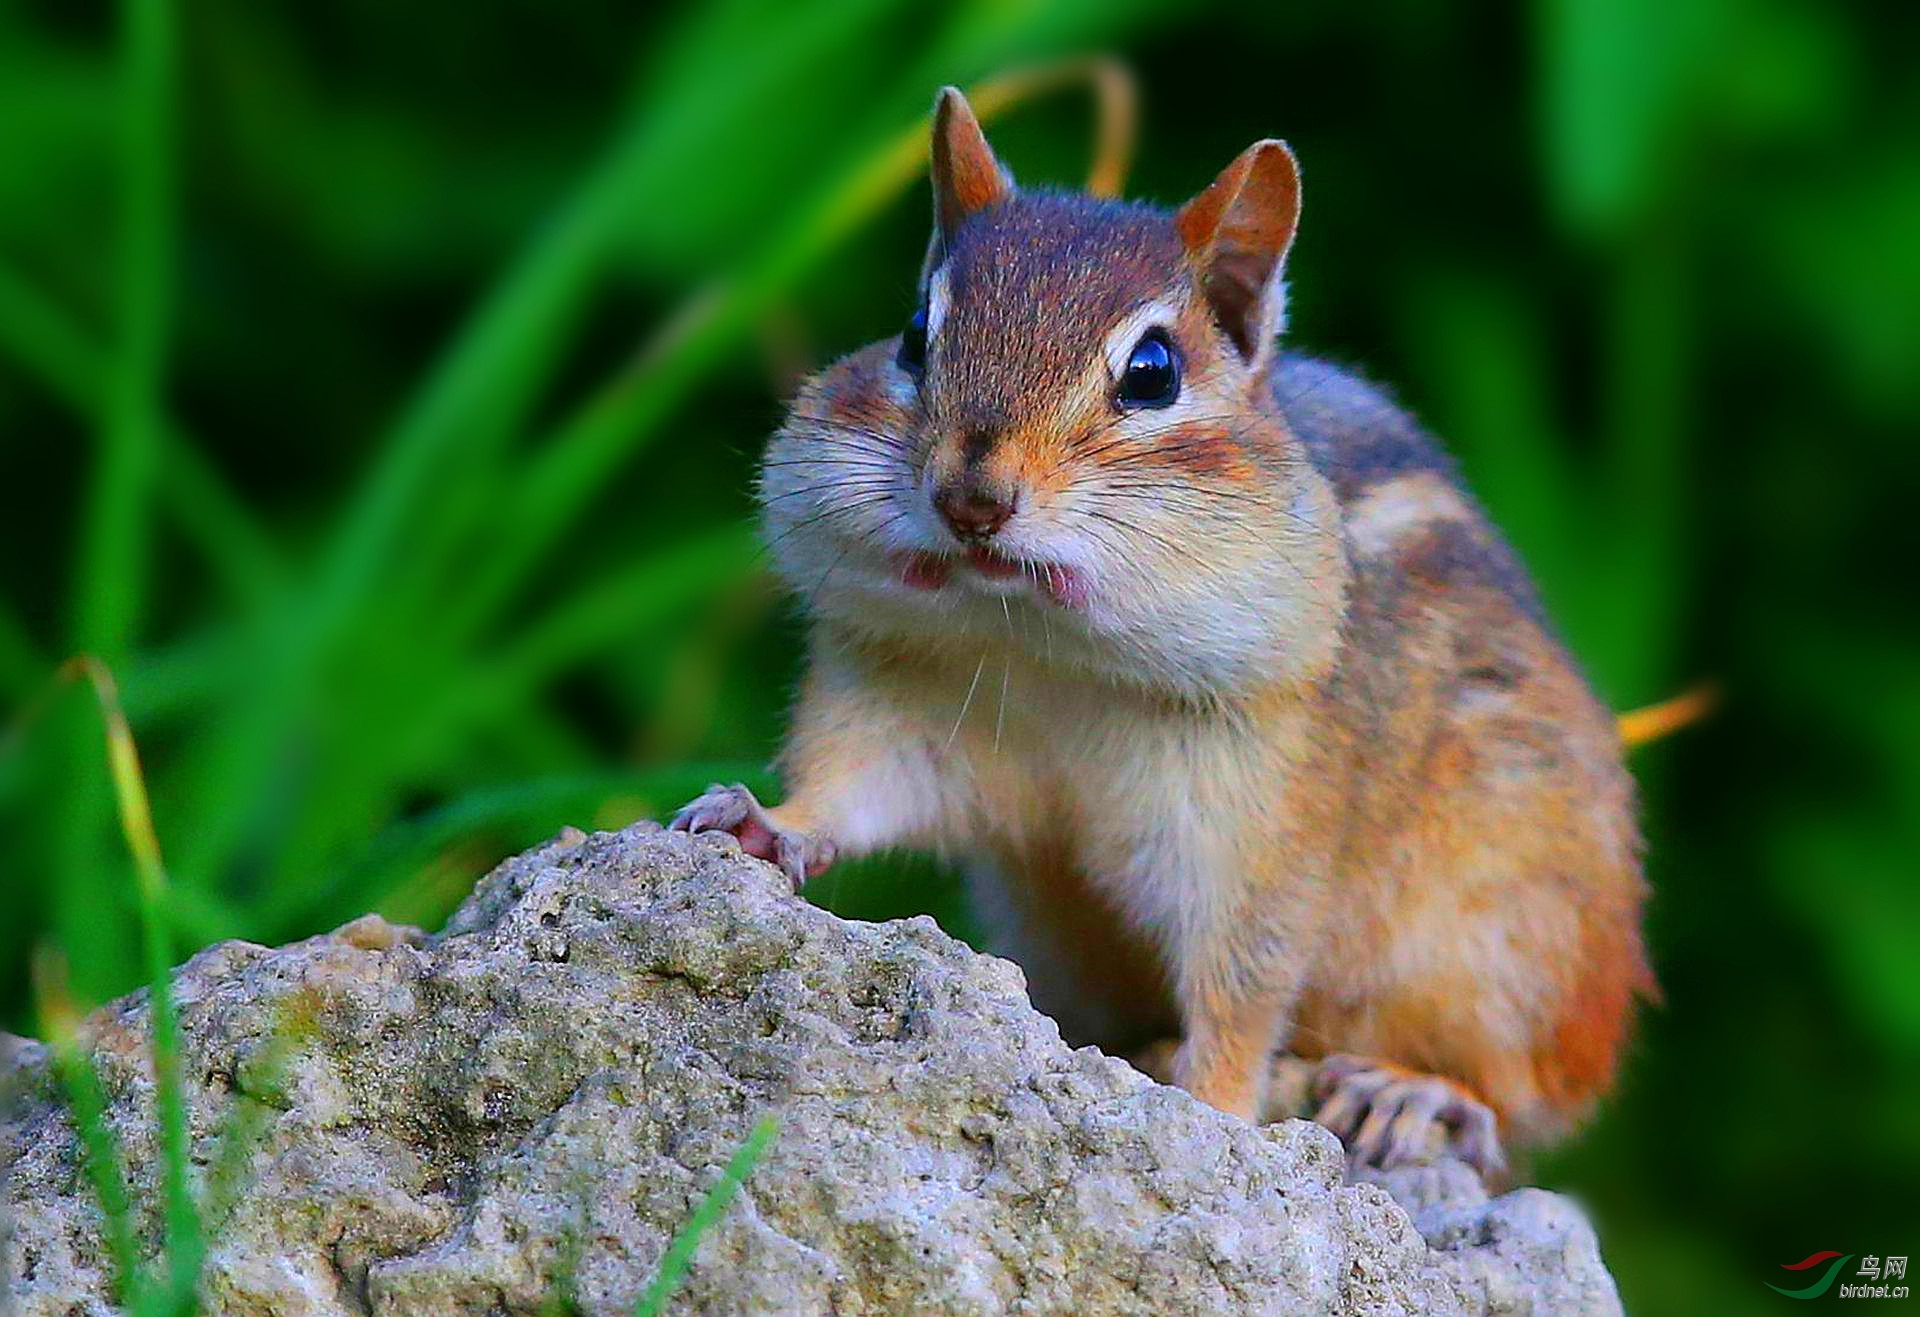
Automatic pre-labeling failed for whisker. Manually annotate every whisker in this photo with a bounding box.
[760,491,900,561]
[994,654,1010,755]
[946,653,987,751]
[760,456,901,472]
[761,477,899,506]
[790,417,915,453]
[807,542,853,608]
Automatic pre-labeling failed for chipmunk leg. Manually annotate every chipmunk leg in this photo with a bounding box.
[673,650,949,890]
[1312,1054,1505,1177]
[1171,991,1284,1121]
[1158,809,1331,1122]
[1167,935,1312,1121]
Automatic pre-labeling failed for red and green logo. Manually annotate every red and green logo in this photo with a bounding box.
[1769,1251,1854,1299]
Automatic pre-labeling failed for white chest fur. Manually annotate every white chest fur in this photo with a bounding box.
[894,648,1286,946]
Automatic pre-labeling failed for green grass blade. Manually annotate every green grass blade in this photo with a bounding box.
[538,1196,591,1317]
[119,624,248,724]
[432,525,759,745]
[76,0,176,658]
[1537,0,1723,237]
[44,0,182,1182]
[437,296,745,642]
[0,265,285,609]
[633,1116,779,1317]
[262,528,759,892]
[145,438,288,612]
[0,603,44,700]
[31,947,148,1312]
[0,262,94,400]
[1596,229,1689,705]
[54,658,203,1310]
[301,136,649,639]
[199,994,316,1235]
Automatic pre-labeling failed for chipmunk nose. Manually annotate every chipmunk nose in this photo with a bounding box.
[934,480,1015,542]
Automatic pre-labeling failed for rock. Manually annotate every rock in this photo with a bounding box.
[1,824,1622,1315]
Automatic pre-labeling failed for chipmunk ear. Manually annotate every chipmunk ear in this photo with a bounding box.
[930,86,1012,241]
[1175,140,1301,367]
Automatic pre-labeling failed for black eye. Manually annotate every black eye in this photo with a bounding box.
[1117,329,1180,407]
[897,303,928,377]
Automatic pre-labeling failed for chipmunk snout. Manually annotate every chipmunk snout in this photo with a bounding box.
[933,478,1016,542]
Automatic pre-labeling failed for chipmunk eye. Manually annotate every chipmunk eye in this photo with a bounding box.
[1117,329,1180,408]
[897,303,929,378]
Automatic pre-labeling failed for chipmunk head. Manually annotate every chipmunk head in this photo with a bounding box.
[762,88,1347,696]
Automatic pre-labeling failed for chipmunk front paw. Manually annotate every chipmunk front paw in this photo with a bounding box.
[669,783,836,891]
[1311,1054,1506,1179]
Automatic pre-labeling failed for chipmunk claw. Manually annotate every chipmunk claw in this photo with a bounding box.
[1312,1054,1506,1179]
[670,782,835,891]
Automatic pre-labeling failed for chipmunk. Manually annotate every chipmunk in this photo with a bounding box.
[672,87,1655,1177]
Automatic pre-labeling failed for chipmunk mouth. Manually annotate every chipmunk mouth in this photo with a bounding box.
[892,549,1089,610]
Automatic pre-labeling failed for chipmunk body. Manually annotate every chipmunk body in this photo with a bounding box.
[675,90,1654,1173]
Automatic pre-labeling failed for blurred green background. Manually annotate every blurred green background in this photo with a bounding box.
[3,0,1917,1310]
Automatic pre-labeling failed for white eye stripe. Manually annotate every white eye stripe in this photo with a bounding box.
[924,267,952,344]
[1102,296,1185,380]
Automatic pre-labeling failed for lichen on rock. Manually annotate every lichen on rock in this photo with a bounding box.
[2,824,1622,1315]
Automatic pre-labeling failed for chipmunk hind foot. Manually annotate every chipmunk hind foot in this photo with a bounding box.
[1129,1041,1505,1179]
[1311,1054,1506,1179]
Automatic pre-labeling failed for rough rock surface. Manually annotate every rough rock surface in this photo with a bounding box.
[2,824,1622,1315]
